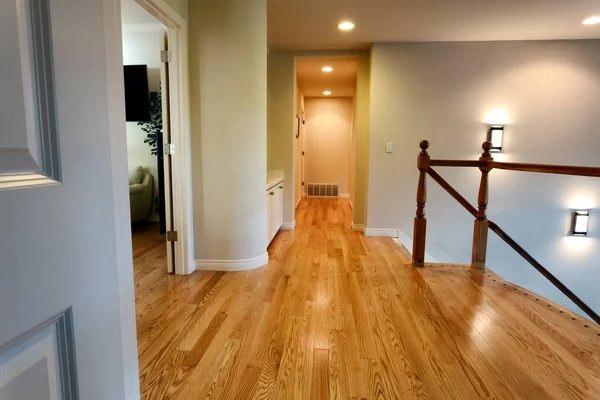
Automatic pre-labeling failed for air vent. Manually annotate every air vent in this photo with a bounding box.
[307,183,339,198]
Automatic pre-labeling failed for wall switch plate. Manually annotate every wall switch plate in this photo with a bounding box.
[385,142,393,153]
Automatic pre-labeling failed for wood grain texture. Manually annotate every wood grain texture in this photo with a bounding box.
[133,201,600,399]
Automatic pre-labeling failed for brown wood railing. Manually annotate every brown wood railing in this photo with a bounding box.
[412,140,600,325]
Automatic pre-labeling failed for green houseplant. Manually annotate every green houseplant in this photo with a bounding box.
[138,91,162,156]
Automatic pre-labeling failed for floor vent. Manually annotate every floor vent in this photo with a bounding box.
[307,183,339,198]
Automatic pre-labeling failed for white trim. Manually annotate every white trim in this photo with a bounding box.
[339,193,350,199]
[365,228,399,238]
[135,0,185,26]
[121,22,166,32]
[352,223,365,232]
[103,0,140,398]
[281,221,296,230]
[396,229,438,263]
[295,197,301,209]
[134,0,194,275]
[195,253,269,271]
[349,200,354,210]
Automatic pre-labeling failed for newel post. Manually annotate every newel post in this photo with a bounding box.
[413,140,430,267]
[472,141,494,269]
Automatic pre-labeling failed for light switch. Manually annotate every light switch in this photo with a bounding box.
[385,142,393,153]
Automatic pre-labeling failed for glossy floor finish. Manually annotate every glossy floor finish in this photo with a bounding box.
[132,199,600,399]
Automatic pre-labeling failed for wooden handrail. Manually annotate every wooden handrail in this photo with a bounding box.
[412,140,600,325]
[427,168,477,217]
[488,161,600,177]
[427,159,600,178]
[488,220,600,326]
[430,160,480,168]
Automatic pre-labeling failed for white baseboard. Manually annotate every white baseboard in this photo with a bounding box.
[339,193,350,199]
[295,197,302,209]
[349,200,354,210]
[195,252,269,271]
[396,229,437,262]
[364,228,399,238]
[281,220,296,230]
[352,222,365,232]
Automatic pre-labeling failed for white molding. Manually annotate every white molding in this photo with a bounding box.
[195,252,269,271]
[131,0,194,276]
[396,229,438,262]
[135,0,185,27]
[121,22,166,32]
[0,0,61,191]
[352,223,365,232]
[281,221,296,230]
[295,197,301,209]
[349,200,354,210]
[339,193,350,199]
[103,0,140,398]
[365,228,399,238]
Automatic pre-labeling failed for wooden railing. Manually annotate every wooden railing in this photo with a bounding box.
[413,140,600,325]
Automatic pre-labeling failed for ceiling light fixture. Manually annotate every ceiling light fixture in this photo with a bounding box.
[583,16,600,25]
[323,91,332,95]
[322,66,333,72]
[337,21,355,31]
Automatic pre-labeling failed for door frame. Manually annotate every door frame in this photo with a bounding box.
[125,0,194,276]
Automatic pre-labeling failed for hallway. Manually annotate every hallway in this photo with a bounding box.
[133,198,600,399]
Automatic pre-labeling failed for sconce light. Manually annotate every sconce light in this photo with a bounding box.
[571,210,590,236]
[487,126,504,152]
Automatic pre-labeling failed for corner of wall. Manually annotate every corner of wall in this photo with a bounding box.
[352,50,371,227]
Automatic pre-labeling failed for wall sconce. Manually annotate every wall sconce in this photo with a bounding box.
[571,210,590,236]
[487,126,504,152]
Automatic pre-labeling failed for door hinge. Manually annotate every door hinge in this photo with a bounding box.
[161,50,172,63]
[302,181,304,186]
[164,143,175,156]
[166,231,178,242]
[302,151,305,156]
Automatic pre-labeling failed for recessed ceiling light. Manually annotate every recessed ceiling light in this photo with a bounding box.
[337,21,355,31]
[322,66,333,72]
[323,91,332,95]
[583,16,600,25]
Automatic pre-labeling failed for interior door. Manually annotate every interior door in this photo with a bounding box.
[0,0,136,399]
[160,29,175,274]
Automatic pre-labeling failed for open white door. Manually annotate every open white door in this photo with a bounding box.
[0,0,138,398]
[160,30,175,273]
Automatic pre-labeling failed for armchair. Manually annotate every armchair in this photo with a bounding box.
[129,166,153,223]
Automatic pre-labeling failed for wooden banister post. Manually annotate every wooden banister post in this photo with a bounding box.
[472,141,494,269]
[413,140,430,267]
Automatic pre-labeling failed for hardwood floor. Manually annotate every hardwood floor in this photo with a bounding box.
[132,199,600,399]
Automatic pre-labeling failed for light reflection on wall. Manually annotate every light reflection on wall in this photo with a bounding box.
[484,109,510,125]
[566,195,596,210]
[562,236,593,253]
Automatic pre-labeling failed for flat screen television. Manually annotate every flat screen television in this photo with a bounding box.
[124,65,151,122]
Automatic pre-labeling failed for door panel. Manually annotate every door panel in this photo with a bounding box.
[0,310,77,400]
[267,191,274,243]
[0,0,137,399]
[0,0,61,190]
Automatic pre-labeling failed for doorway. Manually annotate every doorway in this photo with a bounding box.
[295,57,358,208]
[120,0,192,275]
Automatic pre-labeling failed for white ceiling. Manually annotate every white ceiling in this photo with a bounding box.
[268,0,600,50]
[297,57,358,98]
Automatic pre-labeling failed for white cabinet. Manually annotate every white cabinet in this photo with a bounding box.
[267,180,284,245]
